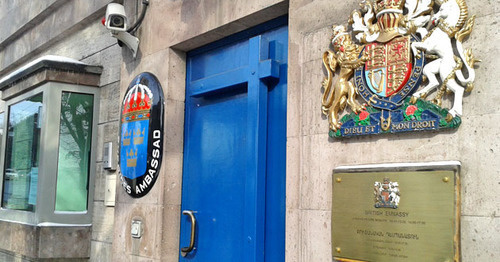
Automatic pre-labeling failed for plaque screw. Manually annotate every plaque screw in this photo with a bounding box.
[335,247,341,253]
[443,177,449,182]
[335,177,342,183]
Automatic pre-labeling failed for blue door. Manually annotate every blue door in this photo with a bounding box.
[179,18,287,262]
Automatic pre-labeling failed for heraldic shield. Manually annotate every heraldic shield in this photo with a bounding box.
[364,36,412,97]
[119,72,164,198]
[321,0,479,138]
[120,85,152,179]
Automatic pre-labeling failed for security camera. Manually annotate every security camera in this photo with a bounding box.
[103,1,149,58]
[105,3,128,32]
[103,3,138,57]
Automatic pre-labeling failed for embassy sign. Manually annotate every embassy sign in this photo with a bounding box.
[321,0,479,138]
[120,72,164,198]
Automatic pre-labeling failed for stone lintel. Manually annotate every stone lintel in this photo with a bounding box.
[0,58,103,100]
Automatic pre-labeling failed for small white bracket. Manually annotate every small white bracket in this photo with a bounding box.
[113,31,139,58]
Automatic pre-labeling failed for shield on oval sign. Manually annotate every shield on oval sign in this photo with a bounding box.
[120,72,164,198]
[364,36,412,97]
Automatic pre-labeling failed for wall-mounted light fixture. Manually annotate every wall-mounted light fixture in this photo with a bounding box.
[102,0,149,58]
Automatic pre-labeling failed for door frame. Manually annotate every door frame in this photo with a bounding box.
[179,16,288,261]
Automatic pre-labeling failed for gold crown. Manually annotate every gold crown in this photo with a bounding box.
[122,128,146,146]
[126,149,138,167]
[122,130,131,146]
[133,128,146,145]
[374,0,405,14]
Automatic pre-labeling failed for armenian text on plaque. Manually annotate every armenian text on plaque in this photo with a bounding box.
[332,162,460,262]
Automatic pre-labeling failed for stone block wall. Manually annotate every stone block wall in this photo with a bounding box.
[112,0,498,261]
[287,0,500,261]
[112,0,288,261]
[1,0,498,261]
[0,1,120,261]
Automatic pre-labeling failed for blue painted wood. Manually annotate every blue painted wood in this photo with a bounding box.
[243,35,269,262]
[189,57,279,97]
[189,67,248,97]
[180,19,287,262]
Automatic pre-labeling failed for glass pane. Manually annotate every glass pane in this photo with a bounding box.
[0,112,4,152]
[2,93,43,211]
[55,92,94,212]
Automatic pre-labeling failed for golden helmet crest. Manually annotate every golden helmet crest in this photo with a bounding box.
[373,0,405,14]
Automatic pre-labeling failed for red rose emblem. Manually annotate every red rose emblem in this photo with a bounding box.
[359,111,369,121]
[406,105,418,116]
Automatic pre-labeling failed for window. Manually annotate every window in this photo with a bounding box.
[0,56,102,259]
[55,92,94,212]
[0,112,4,148]
[2,93,43,211]
[0,83,99,225]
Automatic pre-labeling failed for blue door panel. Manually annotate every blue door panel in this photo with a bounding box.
[182,89,248,261]
[264,49,288,262]
[180,17,287,262]
[190,41,249,82]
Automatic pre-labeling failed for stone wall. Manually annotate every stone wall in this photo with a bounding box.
[287,0,499,261]
[112,0,288,261]
[112,0,498,261]
[1,0,498,261]
[0,1,120,261]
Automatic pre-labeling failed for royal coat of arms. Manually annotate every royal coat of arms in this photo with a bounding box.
[374,178,400,208]
[321,0,479,138]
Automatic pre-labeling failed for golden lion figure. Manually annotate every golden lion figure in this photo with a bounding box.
[322,25,368,131]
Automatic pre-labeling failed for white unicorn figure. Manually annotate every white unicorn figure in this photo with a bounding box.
[411,0,479,118]
[389,182,400,207]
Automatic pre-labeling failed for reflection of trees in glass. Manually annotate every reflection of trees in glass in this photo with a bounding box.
[2,93,43,211]
[59,93,93,173]
[0,112,4,139]
[56,93,94,211]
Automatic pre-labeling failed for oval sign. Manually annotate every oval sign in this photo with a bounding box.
[119,72,164,198]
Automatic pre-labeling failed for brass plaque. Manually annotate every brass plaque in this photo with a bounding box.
[332,162,460,262]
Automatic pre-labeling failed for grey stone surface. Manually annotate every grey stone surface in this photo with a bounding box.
[164,99,185,155]
[287,0,500,261]
[112,203,163,260]
[90,240,113,262]
[96,121,120,164]
[300,210,332,262]
[301,59,328,137]
[38,226,91,258]
[82,44,122,87]
[1,0,498,261]
[91,203,115,243]
[98,82,121,123]
[160,204,181,261]
[0,0,114,75]
[0,221,91,259]
[461,216,500,261]
[94,163,107,202]
[285,208,301,262]
[0,0,120,261]
[162,152,183,206]
[286,137,301,210]
[10,223,39,258]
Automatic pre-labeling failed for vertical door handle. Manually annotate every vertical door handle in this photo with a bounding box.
[181,210,196,257]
